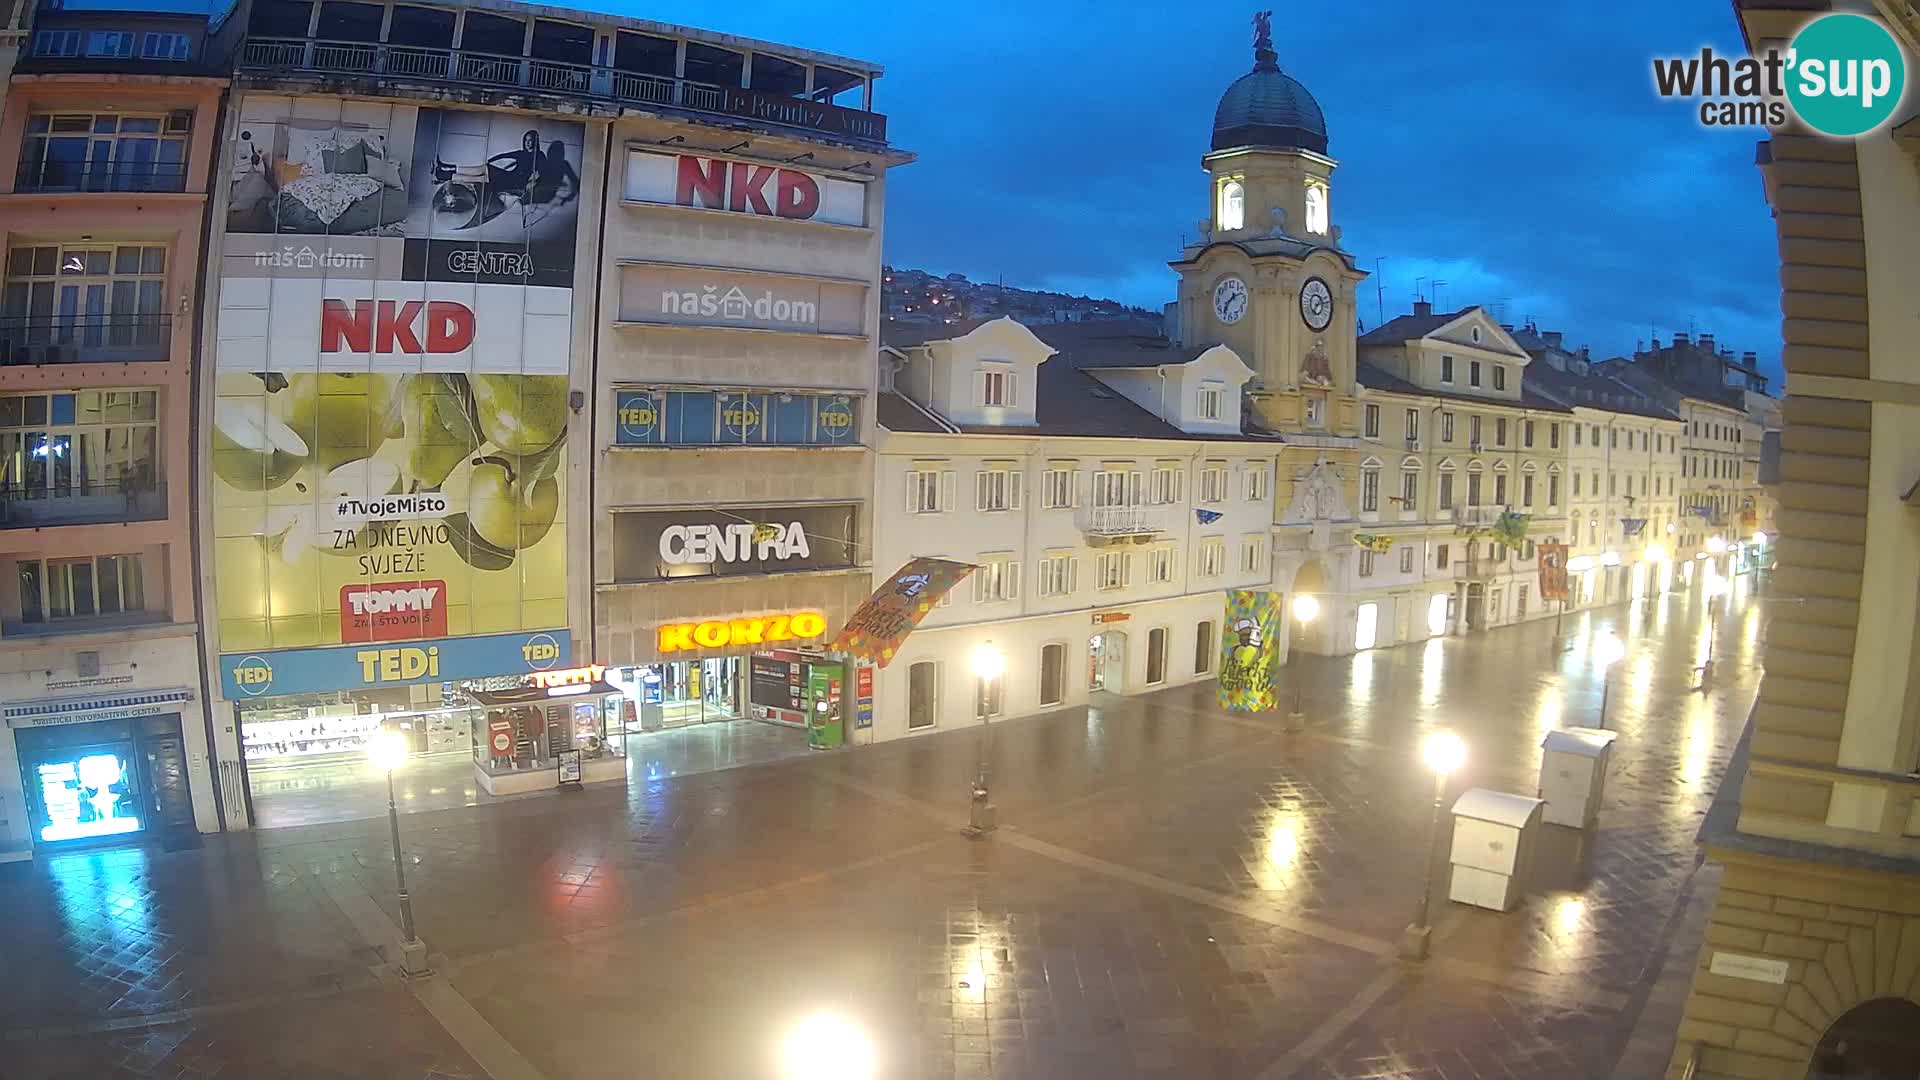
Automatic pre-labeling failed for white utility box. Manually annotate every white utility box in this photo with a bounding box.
[1448,788,1544,912]
[1538,726,1619,829]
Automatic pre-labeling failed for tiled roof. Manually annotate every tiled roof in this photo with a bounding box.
[1355,361,1573,414]
[1357,307,1471,345]
[877,365,1281,443]
[875,391,954,434]
[1028,319,1209,369]
[1521,361,1678,421]
[879,317,996,350]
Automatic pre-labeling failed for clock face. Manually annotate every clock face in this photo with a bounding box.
[1299,277,1334,331]
[1213,276,1249,325]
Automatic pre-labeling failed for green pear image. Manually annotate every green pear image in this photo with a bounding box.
[276,373,401,472]
[401,374,483,489]
[470,374,568,456]
[211,398,309,491]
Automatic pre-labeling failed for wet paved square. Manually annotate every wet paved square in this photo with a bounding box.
[0,586,1768,1078]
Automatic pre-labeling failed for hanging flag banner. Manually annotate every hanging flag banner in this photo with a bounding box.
[1493,511,1531,552]
[1352,533,1394,553]
[829,558,975,668]
[1538,542,1570,601]
[1690,504,1717,520]
[1195,508,1223,525]
[1218,590,1281,713]
[1620,518,1648,538]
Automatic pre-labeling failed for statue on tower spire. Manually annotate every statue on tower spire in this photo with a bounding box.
[1252,10,1278,71]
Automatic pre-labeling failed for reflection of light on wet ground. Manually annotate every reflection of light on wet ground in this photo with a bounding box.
[1680,693,1716,792]
[1534,686,1563,740]
[49,847,156,953]
[1553,894,1586,937]
[1254,804,1306,890]
[1420,639,1444,706]
[779,1012,877,1080]
[1348,652,1373,734]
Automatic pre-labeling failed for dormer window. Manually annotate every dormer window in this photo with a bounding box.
[1197,381,1224,421]
[1304,183,1328,235]
[1218,179,1245,231]
[978,364,1013,408]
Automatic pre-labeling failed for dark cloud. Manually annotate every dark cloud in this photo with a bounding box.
[615,0,1783,380]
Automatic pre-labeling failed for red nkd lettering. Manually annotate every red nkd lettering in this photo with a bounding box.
[321,300,475,354]
[727,162,777,216]
[775,169,820,220]
[675,155,727,209]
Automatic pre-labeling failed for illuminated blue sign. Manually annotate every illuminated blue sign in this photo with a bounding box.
[220,630,569,699]
[612,390,861,447]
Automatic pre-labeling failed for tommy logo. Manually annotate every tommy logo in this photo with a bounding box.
[340,580,449,643]
[321,299,476,354]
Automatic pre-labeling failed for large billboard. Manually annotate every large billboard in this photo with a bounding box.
[210,97,581,658]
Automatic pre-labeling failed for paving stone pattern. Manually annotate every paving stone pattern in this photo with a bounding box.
[0,583,1770,1078]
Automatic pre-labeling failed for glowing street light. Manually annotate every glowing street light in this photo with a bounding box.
[1401,729,1468,961]
[1706,535,1728,555]
[1287,595,1319,727]
[1644,543,1668,564]
[964,641,1004,838]
[780,1013,877,1080]
[368,730,426,973]
[1593,631,1627,730]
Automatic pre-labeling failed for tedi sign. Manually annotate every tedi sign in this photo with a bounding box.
[624,150,868,227]
[660,522,811,566]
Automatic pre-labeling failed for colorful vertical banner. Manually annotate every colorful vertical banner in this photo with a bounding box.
[1218,590,1281,712]
[1538,542,1570,601]
[829,558,975,668]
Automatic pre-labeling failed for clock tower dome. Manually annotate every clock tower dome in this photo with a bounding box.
[1171,11,1366,436]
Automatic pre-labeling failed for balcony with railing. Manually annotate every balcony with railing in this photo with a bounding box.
[0,480,167,529]
[1451,505,1505,529]
[1076,505,1171,540]
[13,159,189,195]
[237,33,887,146]
[0,315,173,365]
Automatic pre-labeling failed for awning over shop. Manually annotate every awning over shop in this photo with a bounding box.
[463,682,620,708]
[4,688,194,728]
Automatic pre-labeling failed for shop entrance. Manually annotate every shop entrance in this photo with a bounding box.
[238,687,489,829]
[614,658,744,728]
[1088,631,1127,692]
[15,713,190,849]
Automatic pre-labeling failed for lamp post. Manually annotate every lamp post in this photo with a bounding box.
[1287,594,1319,730]
[1699,574,1729,687]
[1593,629,1627,730]
[1401,729,1467,961]
[963,641,1004,838]
[368,731,427,975]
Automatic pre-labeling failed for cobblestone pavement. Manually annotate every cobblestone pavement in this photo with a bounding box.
[0,579,1772,1079]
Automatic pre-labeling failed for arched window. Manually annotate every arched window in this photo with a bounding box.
[1219,179,1245,231]
[1304,184,1328,234]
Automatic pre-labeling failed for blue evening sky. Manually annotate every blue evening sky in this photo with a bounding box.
[616,0,1781,377]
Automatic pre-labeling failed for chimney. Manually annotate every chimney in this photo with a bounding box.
[1674,332,1690,346]
[1699,333,1715,351]
[1579,346,1591,361]
[1742,350,1757,363]
[1500,323,1514,332]
[1543,330,1563,349]
[1412,299,1433,317]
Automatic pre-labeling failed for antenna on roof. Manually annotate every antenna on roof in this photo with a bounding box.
[1373,257,1388,327]
[1414,276,1427,303]
[1431,281,1448,310]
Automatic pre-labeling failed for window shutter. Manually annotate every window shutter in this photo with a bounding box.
[975,470,990,512]
[1172,469,1184,504]
[1071,472,1081,507]
[1007,372,1018,407]
[940,471,956,512]
[1067,556,1078,594]
[1008,470,1023,510]
[1129,471,1143,506]
[906,471,919,512]
[974,369,988,406]
[1005,560,1021,600]
[972,569,988,604]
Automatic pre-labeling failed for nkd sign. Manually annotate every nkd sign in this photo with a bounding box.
[624,150,868,227]
[618,265,865,336]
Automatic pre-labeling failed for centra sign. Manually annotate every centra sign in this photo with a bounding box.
[658,611,828,653]
[660,522,811,565]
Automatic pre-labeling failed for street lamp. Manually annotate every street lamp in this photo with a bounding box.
[1287,595,1320,729]
[1700,574,1729,687]
[1401,729,1467,961]
[368,730,427,974]
[963,641,1004,838]
[1593,630,1627,730]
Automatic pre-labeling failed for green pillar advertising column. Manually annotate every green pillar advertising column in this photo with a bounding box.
[805,661,845,750]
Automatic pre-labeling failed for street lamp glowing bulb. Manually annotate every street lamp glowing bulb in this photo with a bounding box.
[1421,730,1467,776]
[970,642,1004,681]
[367,730,408,773]
[1706,536,1728,554]
[1594,632,1627,668]
[779,1013,876,1080]
[1644,544,1668,564]
[1293,594,1320,623]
